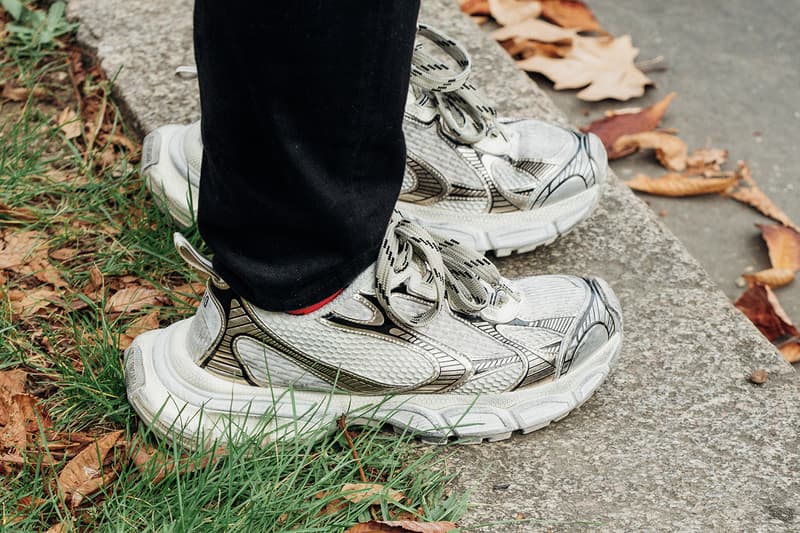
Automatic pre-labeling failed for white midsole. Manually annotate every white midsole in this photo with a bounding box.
[125,318,621,449]
[142,125,602,254]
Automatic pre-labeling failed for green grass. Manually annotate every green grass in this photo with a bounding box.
[0,3,467,531]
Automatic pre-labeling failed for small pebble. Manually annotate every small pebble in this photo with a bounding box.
[749,369,767,385]
[658,209,668,217]
[492,483,510,490]
[735,277,747,288]
[514,512,526,520]
[743,265,755,273]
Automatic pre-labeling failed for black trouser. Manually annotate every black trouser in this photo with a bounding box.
[194,1,420,311]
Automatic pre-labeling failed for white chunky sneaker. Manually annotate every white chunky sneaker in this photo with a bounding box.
[141,25,607,256]
[124,215,622,449]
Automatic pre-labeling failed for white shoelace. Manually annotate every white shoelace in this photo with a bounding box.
[410,24,501,144]
[376,213,518,328]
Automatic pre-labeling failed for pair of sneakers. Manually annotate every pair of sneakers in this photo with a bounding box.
[125,25,622,447]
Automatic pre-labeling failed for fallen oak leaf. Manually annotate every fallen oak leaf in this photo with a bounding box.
[743,268,795,288]
[57,430,124,508]
[757,224,800,272]
[540,0,603,32]
[340,483,405,505]
[488,0,542,26]
[612,131,688,171]
[517,34,651,101]
[581,92,676,156]
[723,162,800,232]
[344,520,458,533]
[734,283,798,342]
[491,17,576,43]
[626,172,738,197]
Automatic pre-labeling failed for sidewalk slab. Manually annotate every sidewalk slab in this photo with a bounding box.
[67,0,800,530]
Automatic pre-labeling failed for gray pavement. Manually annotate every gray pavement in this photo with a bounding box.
[537,0,800,320]
[67,0,800,530]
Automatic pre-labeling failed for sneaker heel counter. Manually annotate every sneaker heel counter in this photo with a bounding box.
[188,282,226,364]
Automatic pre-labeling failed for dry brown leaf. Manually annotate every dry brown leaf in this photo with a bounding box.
[778,342,800,363]
[119,311,160,350]
[686,147,728,172]
[540,0,602,32]
[743,268,795,288]
[0,394,41,451]
[2,85,30,101]
[612,131,688,171]
[344,521,458,533]
[491,18,576,43]
[105,286,163,314]
[488,0,542,26]
[517,34,651,101]
[581,92,676,156]
[7,287,62,317]
[723,162,800,232]
[0,230,46,270]
[50,248,78,261]
[56,108,82,140]
[87,265,104,294]
[171,282,206,307]
[626,173,738,197]
[44,521,70,533]
[0,201,38,222]
[58,430,123,508]
[459,0,490,16]
[735,283,798,342]
[340,483,405,505]
[757,224,800,272]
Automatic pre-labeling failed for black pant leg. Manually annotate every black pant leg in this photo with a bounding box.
[193,0,420,311]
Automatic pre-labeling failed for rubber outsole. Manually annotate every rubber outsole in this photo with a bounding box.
[142,126,605,256]
[124,318,622,450]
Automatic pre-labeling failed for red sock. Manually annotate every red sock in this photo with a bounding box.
[287,289,343,315]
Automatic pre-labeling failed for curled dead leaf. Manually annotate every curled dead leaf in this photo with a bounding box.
[723,162,800,232]
[540,0,602,32]
[734,283,798,342]
[57,430,124,508]
[686,147,728,173]
[743,268,795,288]
[488,0,542,26]
[612,131,688,171]
[49,247,78,261]
[343,520,458,533]
[757,224,800,272]
[626,173,738,197]
[581,93,676,156]
[517,34,651,101]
